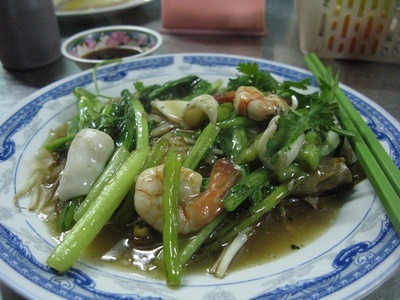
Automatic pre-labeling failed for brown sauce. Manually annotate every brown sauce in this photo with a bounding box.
[74,193,346,279]
[43,106,355,280]
[82,48,141,60]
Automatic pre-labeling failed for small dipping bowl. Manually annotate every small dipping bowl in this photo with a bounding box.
[61,25,162,69]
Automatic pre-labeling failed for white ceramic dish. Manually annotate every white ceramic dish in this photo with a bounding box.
[0,54,399,300]
[54,0,152,17]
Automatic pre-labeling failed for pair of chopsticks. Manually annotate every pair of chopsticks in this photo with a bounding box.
[304,53,400,235]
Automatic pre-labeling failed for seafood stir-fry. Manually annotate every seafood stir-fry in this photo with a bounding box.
[135,158,240,234]
[15,63,365,286]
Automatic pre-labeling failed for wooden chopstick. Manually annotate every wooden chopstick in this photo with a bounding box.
[304,53,400,235]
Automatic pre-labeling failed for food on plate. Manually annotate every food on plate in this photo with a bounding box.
[54,0,131,12]
[14,62,365,286]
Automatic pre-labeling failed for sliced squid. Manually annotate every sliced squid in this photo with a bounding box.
[256,116,305,171]
[151,94,219,129]
[58,128,115,201]
[182,94,219,128]
[150,100,188,126]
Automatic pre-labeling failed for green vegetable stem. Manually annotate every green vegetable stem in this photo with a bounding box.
[183,122,220,170]
[57,197,83,232]
[180,212,226,268]
[143,137,170,169]
[47,146,149,273]
[223,167,271,212]
[210,173,307,249]
[73,145,130,222]
[162,149,183,286]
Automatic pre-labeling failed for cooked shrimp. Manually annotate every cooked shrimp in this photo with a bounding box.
[234,86,289,121]
[215,87,289,121]
[134,159,240,234]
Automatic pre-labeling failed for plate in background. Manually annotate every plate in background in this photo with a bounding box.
[54,0,152,17]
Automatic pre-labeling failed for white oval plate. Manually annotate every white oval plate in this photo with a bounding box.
[0,54,399,300]
[54,0,152,17]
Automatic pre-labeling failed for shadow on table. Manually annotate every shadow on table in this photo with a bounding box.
[3,56,80,88]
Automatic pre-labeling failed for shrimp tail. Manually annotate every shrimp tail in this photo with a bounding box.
[135,159,240,234]
[208,159,240,192]
[214,91,236,103]
[183,159,240,232]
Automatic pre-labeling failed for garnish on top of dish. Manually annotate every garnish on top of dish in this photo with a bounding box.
[14,62,365,286]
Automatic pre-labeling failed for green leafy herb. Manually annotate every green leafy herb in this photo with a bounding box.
[227,63,312,101]
[277,78,312,100]
[134,76,221,113]
[264,76,339,163]
[227,62,279,92]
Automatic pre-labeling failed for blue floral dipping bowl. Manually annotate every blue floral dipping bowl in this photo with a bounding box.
[61,25,162,69]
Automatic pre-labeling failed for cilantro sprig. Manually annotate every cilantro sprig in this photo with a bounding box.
[227,63,311,101]
[226,63,345,165]
[227,62,279,92]
[265,101,336,162]
[265,75,344,164]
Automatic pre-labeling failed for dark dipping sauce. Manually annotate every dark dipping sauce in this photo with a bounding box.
[82,47,141,60]
[73,192,348,279]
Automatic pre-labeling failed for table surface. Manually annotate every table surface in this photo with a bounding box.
[0,1,399,299]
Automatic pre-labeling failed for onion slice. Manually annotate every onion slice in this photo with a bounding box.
[210,227,252,278]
